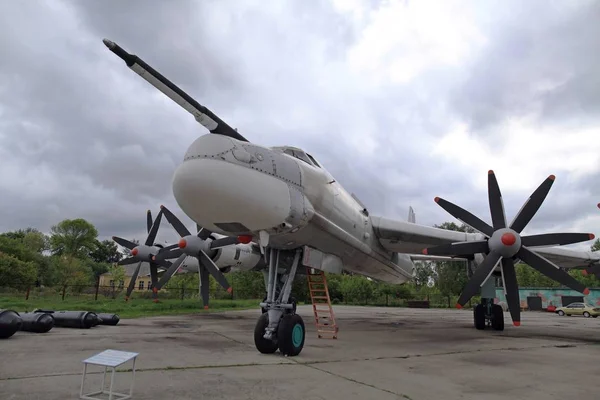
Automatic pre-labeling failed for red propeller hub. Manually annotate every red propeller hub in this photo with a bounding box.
[501,232,517,246]
[178,239,187,249]
[131,248,138,256]
[237,235,252,244]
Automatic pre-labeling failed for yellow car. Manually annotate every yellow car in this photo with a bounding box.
[555,302,600,318]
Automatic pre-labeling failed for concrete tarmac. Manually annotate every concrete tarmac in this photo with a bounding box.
[1,305,599,400]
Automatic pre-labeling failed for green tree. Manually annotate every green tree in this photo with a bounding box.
[49,218,99,258]
[0,253,37,287]
[52,255,94,288]
[340,275,375,304]
[413,261,436,290]
[432,222,474,296]
[90,239,123,264]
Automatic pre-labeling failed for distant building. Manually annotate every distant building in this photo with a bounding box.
[98,263,158,291]
[494,287,600,310]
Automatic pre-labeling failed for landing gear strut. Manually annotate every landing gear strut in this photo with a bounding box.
[254,247,305,357]
[473,274,504,331]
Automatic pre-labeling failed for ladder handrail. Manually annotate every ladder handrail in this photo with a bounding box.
[306,267,338,339]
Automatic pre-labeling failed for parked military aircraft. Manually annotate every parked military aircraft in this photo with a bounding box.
[103,38,600,356]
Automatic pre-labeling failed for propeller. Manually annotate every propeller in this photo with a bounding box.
[423,171,594,327]
[151,205,253,309]
[112,209,176,302]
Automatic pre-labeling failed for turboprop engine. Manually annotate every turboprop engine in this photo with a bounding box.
[177,238,265,274]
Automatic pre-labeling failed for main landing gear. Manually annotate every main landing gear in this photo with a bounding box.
[473,299,504,331]
[473,274,504,331]
[254,247,305,357]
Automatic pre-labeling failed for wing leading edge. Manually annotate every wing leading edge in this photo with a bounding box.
[371,215,600,269]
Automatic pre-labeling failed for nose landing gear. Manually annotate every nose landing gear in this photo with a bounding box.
[253,247,305,356]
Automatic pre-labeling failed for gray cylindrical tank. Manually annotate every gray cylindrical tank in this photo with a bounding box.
[33,310,100,329]
[19,312,54,333]
[0,309,23,339]
[97,313,120,326]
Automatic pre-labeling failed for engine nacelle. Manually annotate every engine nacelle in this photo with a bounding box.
[177,242,265,274]
[213,242,264,272]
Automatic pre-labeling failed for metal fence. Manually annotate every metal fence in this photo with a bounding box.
[0,284,472,309]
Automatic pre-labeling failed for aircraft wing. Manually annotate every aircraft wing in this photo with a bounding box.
[371,216,600,269]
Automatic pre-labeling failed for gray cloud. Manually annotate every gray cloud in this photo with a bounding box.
[1,0,599,256]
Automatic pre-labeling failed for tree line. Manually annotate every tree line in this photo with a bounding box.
[0,219,122,289]
[1,218,599,301]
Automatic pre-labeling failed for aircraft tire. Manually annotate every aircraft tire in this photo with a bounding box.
[474,304,486,330]
[254,313,278,354]
[491,304,504,331]
[277,313,305,357]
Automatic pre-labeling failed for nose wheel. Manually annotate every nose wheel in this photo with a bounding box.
[254,247,305,356]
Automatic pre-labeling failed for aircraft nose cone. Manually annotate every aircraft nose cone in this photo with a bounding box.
[172,156,294,234]
[501,232,517,246]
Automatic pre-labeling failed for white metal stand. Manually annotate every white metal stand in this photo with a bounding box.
[80,349,139,400]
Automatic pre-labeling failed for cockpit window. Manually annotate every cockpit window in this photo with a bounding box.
[306,153,321,168]
[282,148,316,167]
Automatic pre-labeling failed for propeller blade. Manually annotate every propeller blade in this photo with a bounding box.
[210,236,240,249]
[509,175,555,233]
[199,263,210,309]
[160,205,191,237]
[145,209,163,246]
[117,257,137,265]
[434,197,494,237]
[113,236,138,250]
[149,264,158,291]
[487,171,507,230]
[501,258,521,326]
[154,254,187,290]
[198,250,232,293]
[584,265,600,279]
[153,248,183,261]
[456,251,502,307]
[197,226,212,240]
[517,246,589,294]
[521,233,595,247]
[423,240,489,256]
[125,261,142,300]
[162,243,179,251]
[147,210,152,234]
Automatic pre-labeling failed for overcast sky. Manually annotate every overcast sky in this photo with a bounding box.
[1,0,600,252]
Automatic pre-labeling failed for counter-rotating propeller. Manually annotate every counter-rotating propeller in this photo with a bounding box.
[423,171,594,326]
[112,209,177,301]
[151,205,252,309]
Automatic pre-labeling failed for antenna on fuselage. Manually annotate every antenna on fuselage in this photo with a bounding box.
[408,206,416,223]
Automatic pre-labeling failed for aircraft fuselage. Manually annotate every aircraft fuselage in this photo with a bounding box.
[172,134,414,284]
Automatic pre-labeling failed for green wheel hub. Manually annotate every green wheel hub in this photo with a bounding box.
[292,323,303,347]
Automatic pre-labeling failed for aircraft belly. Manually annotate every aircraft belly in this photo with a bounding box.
[268,219,411,284]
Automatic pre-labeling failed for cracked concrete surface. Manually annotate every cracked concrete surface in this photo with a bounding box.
[1,305,599,399]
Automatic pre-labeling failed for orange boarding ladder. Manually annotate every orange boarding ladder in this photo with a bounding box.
[306,267,338,339]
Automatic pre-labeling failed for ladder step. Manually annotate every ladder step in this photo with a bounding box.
[306,266,338,340]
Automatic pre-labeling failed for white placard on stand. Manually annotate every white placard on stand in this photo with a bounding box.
[80,349,139,400]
